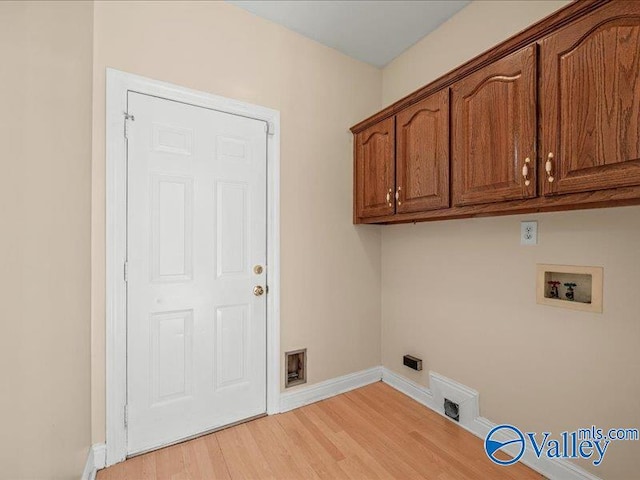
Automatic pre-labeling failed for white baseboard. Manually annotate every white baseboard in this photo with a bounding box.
[381,368,602,480]
[82,443,106,480]
[381,366,436,409]
[92,366,602,480]
[279,366,382,412]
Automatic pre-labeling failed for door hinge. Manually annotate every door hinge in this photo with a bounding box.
[124,261,129,282]
[266,121,275,136]
[124,404,129,428]
[124,113,135,139]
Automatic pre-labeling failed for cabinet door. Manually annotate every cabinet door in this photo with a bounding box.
[355,117,395,219]
[540,2,640,196]
[452,45,537,206]
[396,90,450,213]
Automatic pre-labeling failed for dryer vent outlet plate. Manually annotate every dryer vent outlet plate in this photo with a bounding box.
[444,398,460,422]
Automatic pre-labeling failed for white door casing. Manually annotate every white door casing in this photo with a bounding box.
[106,70,280,466]
[126,92,267,454]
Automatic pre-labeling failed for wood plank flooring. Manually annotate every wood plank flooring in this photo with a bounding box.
[97,382,542,479]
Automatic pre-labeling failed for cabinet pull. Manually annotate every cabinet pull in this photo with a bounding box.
[545,153,555,183]
[386,188,393,206]
[395,186,402,206]
[522,157,531,186]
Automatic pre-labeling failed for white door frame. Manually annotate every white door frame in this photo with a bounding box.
[105,69,281,466]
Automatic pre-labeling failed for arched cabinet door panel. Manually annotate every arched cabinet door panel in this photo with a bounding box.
[452,45,537,207]
[396,89,450,213]
[540,1,640,196]
[355,117,395,219]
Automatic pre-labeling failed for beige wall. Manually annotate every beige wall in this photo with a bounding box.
[91,1,383,443]
[381,2,640,479]
[0,2,93,479]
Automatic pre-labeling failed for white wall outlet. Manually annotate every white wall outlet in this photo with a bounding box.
[521,221,538,245]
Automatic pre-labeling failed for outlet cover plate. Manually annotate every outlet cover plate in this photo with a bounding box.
[521,221,538,245]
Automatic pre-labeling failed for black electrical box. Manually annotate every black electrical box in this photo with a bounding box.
[403,354,423,371]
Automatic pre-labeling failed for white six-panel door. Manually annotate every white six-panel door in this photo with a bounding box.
[126,92,267,454]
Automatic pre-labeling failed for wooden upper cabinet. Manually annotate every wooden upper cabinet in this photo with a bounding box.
[351,1,640,224]
[354,117,395,219]
[452,45,537,207]
[540,1,640,196]
[396,90,450,213]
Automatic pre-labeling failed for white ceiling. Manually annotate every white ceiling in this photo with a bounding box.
[227,1,470,68]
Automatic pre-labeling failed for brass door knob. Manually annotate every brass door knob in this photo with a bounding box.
[253,285,265,296]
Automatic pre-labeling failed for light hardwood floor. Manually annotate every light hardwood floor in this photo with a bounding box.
[97,382,542,479]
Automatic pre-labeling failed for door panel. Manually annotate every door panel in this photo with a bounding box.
[355,117,395,218]
[540,1,640,195]
[150,175,194,282]
[150,310,193,404]
[452,45,537,206]
[215,304,249,389]
[396,90,450,213]
[216,181,249,276]
[127,92,267,455]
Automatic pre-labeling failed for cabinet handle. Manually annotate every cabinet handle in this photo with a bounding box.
[522,157,531,186]
[546,152,555,183]
[395,186,402,206]
[386,188,392,206]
